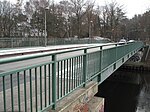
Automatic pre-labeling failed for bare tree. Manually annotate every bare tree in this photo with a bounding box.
[69,0,94,38]
[0,1,12,37]
[0,0,24,37]
[95,1,126,40]
[59,0,73,37]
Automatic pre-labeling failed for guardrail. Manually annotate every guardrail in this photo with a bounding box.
[0,42,144,111]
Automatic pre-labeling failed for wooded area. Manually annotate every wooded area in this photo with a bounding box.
[0,0,149,41]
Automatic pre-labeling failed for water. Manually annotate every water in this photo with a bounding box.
[95,69,150,112]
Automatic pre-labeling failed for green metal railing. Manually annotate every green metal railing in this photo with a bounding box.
[0,42,143,111]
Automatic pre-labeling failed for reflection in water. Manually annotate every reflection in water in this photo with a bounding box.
[95,69,150,112]
[137,73,150,112]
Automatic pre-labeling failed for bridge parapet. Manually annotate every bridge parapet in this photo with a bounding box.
[0,41,144,111]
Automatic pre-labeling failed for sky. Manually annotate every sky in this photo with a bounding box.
[96,0,150,18]
[2,0,150,18]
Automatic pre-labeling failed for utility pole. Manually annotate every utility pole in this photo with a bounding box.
[44,0,50,47]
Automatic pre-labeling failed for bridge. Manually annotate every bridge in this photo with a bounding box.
[0,41,143,111]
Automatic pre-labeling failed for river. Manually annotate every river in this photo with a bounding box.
[95,69,150,112]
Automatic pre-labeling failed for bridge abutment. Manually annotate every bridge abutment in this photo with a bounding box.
[48,81,104,112]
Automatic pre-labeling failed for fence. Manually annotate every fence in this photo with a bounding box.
[0,37,110,48]
[0,41,143,111]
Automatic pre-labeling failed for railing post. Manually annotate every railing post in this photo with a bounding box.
[114,44,118,70]
[98,46,102,83]
[115,44,117,61]
[83,49,87,87]
[52,54,57,110]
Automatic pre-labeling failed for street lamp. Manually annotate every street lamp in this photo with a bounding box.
[41,0,50,47]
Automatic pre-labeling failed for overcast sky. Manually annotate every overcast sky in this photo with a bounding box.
[96,0,150,18]
[2,0,150,18]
